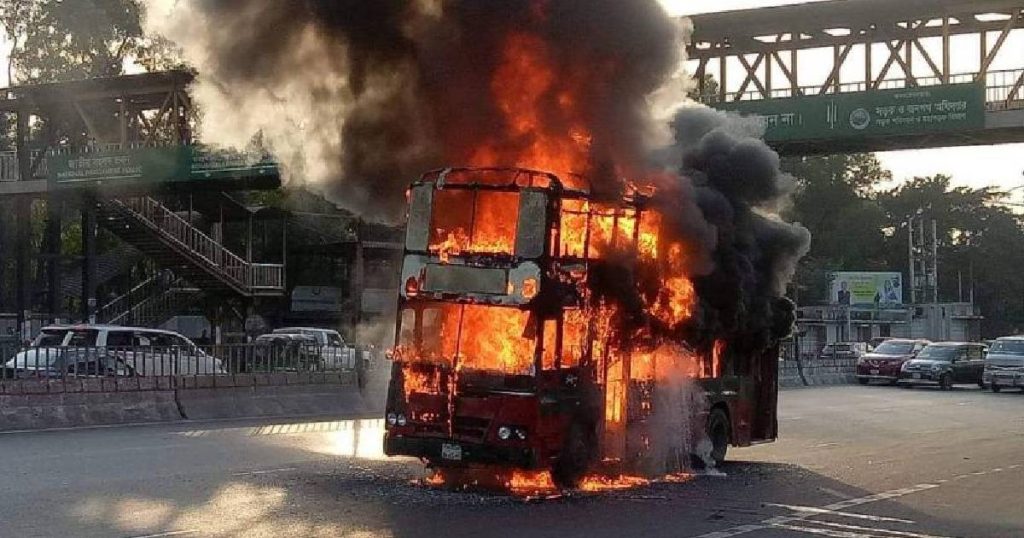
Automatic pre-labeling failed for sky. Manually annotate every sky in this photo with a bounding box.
[2,0,1021,193]
[661,0,1024,193]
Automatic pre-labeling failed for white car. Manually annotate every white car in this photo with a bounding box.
[3,325,224,378]
[272,327,356,370]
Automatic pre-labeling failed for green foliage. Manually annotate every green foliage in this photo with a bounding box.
[785,153,1024,336]
[1,0,178,84]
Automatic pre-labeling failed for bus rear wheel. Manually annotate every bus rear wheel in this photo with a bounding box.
[707,408,730,468]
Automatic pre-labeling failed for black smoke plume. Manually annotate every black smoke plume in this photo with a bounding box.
[147,0,809,353]
[666,107,810,353]
[146,0,681,220]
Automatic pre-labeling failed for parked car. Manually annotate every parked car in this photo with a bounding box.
[818,342,869,361]
[868,336,892,350]
[272,327,356,370]
[982,335,1024,393]
[253,333,320,371]
[1,325,223,379]
[897,342,987,390]
[856,338,930,385]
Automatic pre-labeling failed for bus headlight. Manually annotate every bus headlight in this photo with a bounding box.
[396,414,407,427]
[387,412,397,426]
[514,427,527,440]
[497,426,512,440]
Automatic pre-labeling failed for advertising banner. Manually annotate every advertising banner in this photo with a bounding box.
[828,272,903,306]
[715,82,986,143]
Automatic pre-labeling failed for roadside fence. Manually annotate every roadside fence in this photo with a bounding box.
[779,338,858,387]
[0,342,387,393]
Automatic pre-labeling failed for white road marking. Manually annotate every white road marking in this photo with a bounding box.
[802,520,955,538]
[126,531,199,538]
[231,467,297,476]
[694,484,936,538]
[772,522,951,538]
[818,487,853,500]
[696,462,1023,538]
[764,504,913,523]
[695,524,767,538]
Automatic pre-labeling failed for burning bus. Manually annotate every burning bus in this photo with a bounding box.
[383,167,782,488]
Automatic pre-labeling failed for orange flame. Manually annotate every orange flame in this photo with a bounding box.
[469,31,590,187]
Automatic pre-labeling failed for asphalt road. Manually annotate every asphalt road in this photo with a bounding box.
[1,385,1022,538]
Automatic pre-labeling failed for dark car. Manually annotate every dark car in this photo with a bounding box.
[897,342,987,390]
[856,338,930,385]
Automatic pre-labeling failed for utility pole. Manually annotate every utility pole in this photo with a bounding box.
[908,211,939,305]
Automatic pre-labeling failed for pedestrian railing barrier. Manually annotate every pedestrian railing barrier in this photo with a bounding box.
[0,342,385,392]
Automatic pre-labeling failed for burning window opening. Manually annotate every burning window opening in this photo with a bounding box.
[396,303,537,379]
[429,189,521,261]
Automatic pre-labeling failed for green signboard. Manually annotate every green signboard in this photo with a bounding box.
[715,83,986,142]
[47,145,279,187]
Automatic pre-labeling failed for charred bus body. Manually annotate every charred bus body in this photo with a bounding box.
[383,167,780,487]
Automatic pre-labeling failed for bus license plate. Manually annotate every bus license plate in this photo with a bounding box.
[870,369,879,375]
[912,373,921,379]
[441,443,462,461]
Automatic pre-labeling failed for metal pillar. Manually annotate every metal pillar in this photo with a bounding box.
[45,196,62,323]
[14,109,31,341]
[351,241,365,328]
[81,202,98,323]
[908,220,916,304]
[0,200,6,313]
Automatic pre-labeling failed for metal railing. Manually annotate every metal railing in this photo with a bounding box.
[251,264,286,291]
[0,342,379,388]
[700,68,1024,111]
[97,274,165,323]
[114,197,285,293]
[97,274,202,326]
[0,149,49,182]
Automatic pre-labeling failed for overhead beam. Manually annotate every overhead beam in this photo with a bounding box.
[689,2,1023,59]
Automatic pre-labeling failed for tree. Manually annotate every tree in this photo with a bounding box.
[877,175,1024,336]
[1,0,179,85]
[781,153,892,303]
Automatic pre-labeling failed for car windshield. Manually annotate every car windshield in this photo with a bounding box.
[32,329,68,347]
[989,340,1024,355]
[873,341,914,355]
[916,345,957,361]
[67,330,99,346]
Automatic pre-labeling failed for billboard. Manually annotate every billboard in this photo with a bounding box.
[828,272,903,306]
[714,82,985,143]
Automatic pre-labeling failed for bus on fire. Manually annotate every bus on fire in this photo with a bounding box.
[384,167,782,488]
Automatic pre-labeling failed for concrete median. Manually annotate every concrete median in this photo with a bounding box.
[780,357,858,388]
[174,372,382,420]
[0,382,180,431]
[0,368,390,432]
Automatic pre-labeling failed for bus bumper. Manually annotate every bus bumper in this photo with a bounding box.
[385,433,538,468]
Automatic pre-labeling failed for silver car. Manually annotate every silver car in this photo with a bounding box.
[983,336,1024,392]
[3,325,224,378]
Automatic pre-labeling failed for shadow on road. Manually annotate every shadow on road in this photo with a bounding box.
[32,438,1022,538]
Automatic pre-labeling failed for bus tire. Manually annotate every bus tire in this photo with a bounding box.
[552,421,593,489]
[707,407,730,468]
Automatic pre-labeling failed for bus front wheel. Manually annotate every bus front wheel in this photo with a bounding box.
[553,421,594,489]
